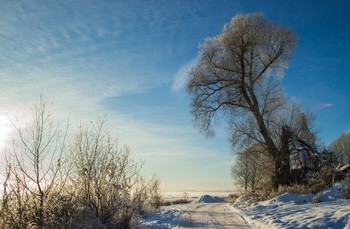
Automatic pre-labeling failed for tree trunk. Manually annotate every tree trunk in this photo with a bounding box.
[250,106,281,189]
[272,126,291,189]
[38,191,45,229]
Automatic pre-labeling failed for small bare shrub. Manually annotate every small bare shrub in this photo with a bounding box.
[344,173,350,199]
[268,185,289,199]
[312,195,321,203]
[234,192,261,205]
[266,183,317,200]
[162,199,192,206]
[287,184,315,194]
[307,166,337,193]
[344,187,350,199]
[147,177,163,211]
[227,193,241,202]
[131,176,149,215]
[183,192,189,201]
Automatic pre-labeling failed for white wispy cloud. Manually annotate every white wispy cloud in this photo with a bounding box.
[172,59,196,92]
[0,1,235,191]
[0,2,170,95]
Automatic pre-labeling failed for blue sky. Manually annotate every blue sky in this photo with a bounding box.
[0,0,350,191]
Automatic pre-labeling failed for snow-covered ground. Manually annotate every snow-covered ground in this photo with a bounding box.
[233,182,350,228]
[140,195,249,228]
[140,183,350,228]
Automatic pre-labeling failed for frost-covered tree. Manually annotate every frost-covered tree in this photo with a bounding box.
[2,96,69,228]
[330,132,350,164]
[0,100,161,228]
[187,13,297,188]
[70,117,145,228]
[231,144,273,191]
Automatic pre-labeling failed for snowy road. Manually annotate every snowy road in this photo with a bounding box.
[177,203,251,229]
[140,202,252,228]
[141,186,350,229]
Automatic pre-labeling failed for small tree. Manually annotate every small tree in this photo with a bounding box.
[147,177,163,210]
[2,96,69,228]
[231,144,273,191]
[70,117,144,228]
[231,154,250,191]
[330,132,350,164]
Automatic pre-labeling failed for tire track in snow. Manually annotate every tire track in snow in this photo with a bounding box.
[179,203,251,229]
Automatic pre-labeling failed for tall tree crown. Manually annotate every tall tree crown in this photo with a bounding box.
[187,13,297,138]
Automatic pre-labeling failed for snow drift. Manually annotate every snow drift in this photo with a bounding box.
[233,182,350,228]
[192,194,225,203]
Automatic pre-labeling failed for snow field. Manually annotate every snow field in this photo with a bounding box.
[233,182,350,228]
[140,184,350,228]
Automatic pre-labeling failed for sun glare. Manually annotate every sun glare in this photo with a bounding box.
[0,115,11,149]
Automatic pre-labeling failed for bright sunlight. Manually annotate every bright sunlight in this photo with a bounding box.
[0,115,11,149]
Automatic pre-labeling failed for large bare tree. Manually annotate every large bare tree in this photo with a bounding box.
[187,13,297,188]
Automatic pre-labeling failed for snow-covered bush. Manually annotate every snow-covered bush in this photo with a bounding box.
[0,100,161,228]
[147,178,163,210]
[69,117,146,228]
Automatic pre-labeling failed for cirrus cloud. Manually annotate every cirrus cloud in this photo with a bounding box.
[172,59,196,92]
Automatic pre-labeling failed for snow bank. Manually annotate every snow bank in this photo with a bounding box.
[139,206,191,228]
[233,182,350,228]
[192,194,225,203]
[140,183,350,229]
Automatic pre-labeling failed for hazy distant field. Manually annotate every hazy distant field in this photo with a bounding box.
[162,191,236,201]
